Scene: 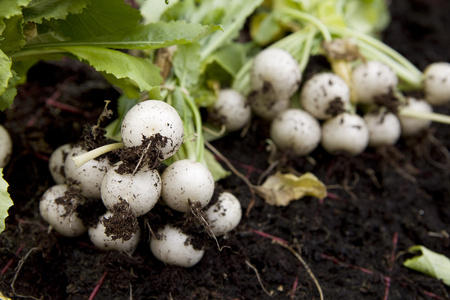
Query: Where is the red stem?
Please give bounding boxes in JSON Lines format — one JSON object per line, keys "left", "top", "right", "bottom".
{"left": 88, "top": 271, "right": 108, "bottom": 300}
{"left": 1, "top": 245, "right": 25, "bottom": 275}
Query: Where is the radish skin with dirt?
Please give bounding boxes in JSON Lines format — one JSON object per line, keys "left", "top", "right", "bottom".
{"left": 39, "top": 184, "right": 87, "bottom": 237}
{"left": 321, "top": 113, "right": 369, "bottom": 156}
{"left": 205, "top": 192, "right": 242, "bottom": 236}
{"left": 352, "top": 60, "right": 398, "bottom": 104}
{"left": 0, "top": 124, "right": 12, "bottom": 168}
{"left": 121, "top": 100, "right": 184, "bottom": 161}
{"left": 161, "top": 159, "right": 215, "bottom": 213}
{"left": 398, "top": 97, "right": 433, "bottom": 137}
{"left": 250, "top": 48, "right": 301, "bottom": 100}
{"left": 64, "top": 145, "right": 111, "bottom": 198}
{"left": 88, "top": 211, "right": 141, "bottom": 255}
{"left": 270, "top": 108, "right": 321, "bottom": 156}
{"left": 101, "top": 162, "right": 161, "bottom": 217}
{"left": 49, "top": 143, "right": 73, "bottom": 184}
{"left": 300, "top": 72, "right": 351, "bottom": 120}
{"left": 150, "top": 224, "right": 205, "bottom": 267}
{"left": 209, "top": 89, "right": 251, "bottom": 132}
{"left": 423, "top": 62, "right": 450, "bottom": 105}
{"left": 363, "top": 111, "right": 401, "bottom": 147}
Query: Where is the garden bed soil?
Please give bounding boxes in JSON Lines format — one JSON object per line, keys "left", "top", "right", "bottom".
{"left": 1, "top": 0, "right": 450, "bottom": 299}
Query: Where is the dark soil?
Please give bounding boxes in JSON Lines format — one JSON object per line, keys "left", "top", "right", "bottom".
{"left": 1, "top": 1, "right": 450, "bottom": 299}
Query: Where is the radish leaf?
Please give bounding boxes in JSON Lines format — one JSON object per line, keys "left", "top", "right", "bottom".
{"left": 404, "top": 245, "right": 450, "bottom": 286}
{"left": 0, "top": 168, "right": 12, "bottom": 233}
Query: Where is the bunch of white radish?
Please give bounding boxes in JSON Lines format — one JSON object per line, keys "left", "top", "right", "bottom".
{"left": 40, "top": 99, "right": 243, "bottom": 265}
{"left": 237, "top": 46, "right": 450, "bottom": 158}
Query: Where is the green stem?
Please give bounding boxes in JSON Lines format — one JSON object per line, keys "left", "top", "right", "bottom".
{"left": 297, "top": 26, "right": 317, "bottom": 73}
{"left": 399, "top": 108, "right": 450, "bottom": 124}
{"left": 71, "top": 142, "right": 124, "bottom": 167}
{"left": 327, "top": 25, "right": 423, "bottom": 88}
{"left": 183, "top": 92, "right": 205, "bottom": 163}
{"left": 277, "top": 7, "right": 332, "bottom": 42}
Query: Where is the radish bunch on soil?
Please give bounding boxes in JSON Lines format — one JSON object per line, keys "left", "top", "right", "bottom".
{"left": 39, "top": 99, "right": 243, "bottom": 266}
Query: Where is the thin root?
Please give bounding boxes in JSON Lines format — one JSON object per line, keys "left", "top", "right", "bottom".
{"left": 245, "top": 260, "right": 272, "bottom": 297}
{"left": 11, "top": 247, "right": 41, "bottom": 300}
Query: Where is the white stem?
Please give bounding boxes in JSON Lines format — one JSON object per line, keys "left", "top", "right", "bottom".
{"left": 71, "top": 142, "right": 124, "bottom": 168}
{"left": 399, "top": 108, "right": 450, "bottom": 124}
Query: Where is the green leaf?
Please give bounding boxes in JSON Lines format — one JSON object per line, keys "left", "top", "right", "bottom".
{"left": 57, "top": 0, "right": 140, "bottom": 40}
{"left": 204, "top": 148, "right": 230, "bottom": 182}
{"left": 404, "top": 245, "right": 450, "bottom": 286}
{"left": 0, "top": 168, "right": 13, "bottom": 233}
{"left": 199, "top": 0, "right": 263, "bottom": 60}
{"left": 173, "top": 43, "right": 201, "bottom": 89}
{"left": 22, "top": 0, "right": 90, "bottom": 23}
{"left": 25, "top": 20, "right": 221, "bottom": 50}
{"left": 0, "top": 73, "right": 20, "bottom": 111}
{"left": 204, "top": 43, "right": 246, "bottom": 78}
{"left": 343, "top": 0, "right": 390, "bottom": 34}
{"left": 0, "top": 0, "right": 31, "bottom": 19}
{"left": 57, "top": 46, "right": 162, "bottom": 94}
{"left": 0, "top": 50, "right": 12, "bottom": 95}
{"left": 0, "top": 15, "right": 26, "bottom": 54}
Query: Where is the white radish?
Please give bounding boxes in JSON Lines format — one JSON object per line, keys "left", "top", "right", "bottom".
{"left": 250, "top": 93, "right": 290, "bottom": 121}
{"left": 300, "top": 72, "right": 351, "bottom": 120}
{"left": 321, "top": 112, "right": 369, "bottom": 156}
{"left": 363, "top": 111, "right": 401, "bottom": 147}
{"left": 0, "top": 124, "right": 12, "bottom": 168}
{"left": 39, "top": 184, "right": 87, "bottom": 237}
{"left": 101, "top": 162, "right": 161, "bottom": 217}
{"left": 423, "top": 62, "right": 450, "bottom": 105}
{"left": 205, "top": 192, "right": 242, "bottom": 236}
{"left": 161, "top": 159, "right": 214, "bottom": 213}
{"left": 64, "top": 145, "right": 111, "bottom": 198}
{"left": 398, "top": 97, "right": 433, "bottom": 137}
{"left": 209, "top": 89, "right": 251, "bottom": 132}
{"left": 121, "top": 100, "right": 184, "bottom": 160}
{"left": 250, "top": 48, "right": 301, "bottom": 100}
{"left": 270, "top": 108, "right": 321, "bottom": 156}
{"left": 352, "top": 60, "right": 398, "bottom": 104}
{"left": 49, "top": 143, "right": 73, "bottom": 184}
{"left": 150, "top": 224, "right": 204, "bottom": 267}
{"left": 88, "top": 211, "right": 141, "bottom": 255}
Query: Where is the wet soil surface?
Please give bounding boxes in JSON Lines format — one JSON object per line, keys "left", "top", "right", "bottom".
{"left": 1, "top": 1, "right": 450, "bottom": 299}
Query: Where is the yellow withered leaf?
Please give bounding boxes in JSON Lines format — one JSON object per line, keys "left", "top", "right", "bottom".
{"left": 255, "top": 171, "right": 327, "bottom": 206}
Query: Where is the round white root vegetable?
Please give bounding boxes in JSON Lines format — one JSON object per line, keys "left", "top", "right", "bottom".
{"left": 398, "top": 97, "right": 433, "bottom": 137}
{"left": 121, "top": 100, "right": 184, "bottom": 160}
{"left": 423, "top": 62, "right": 450, "bottom": 105}
{"left": 64, "top": 146, "right": 111, "bottom": 198}
{"left": 250, "top": 48, "right": 301, "bottom": 100}
{"left": 300, "top": 72, "right": 351, "bottom": 120}
{"left": 321, "top": 113, "right": 369, "bottom": 156}
{"left": 150, "top": 224, "right": 204, "bottom": 267}
{"left": 209, "top": 89, "right": 251, "bottom": 132}
{"left": 101, "top": 163, "right": 161, "bottom": 217}
{"left": 0, "top": 124, "right": 12, "bottom": 168}
{"left": 39, "top": 184, "right": 87, "bottom": 237}
{"left": 88, "top": 211, "right": 141, "bottom": 255}
{"left": 250, "top": 93, "right": 290, "bottom": 121}
{"left": 363, "top": 111, "right": 401, "bottom": 147}
{"left": 270, "top": 108, "right": 321, "bottom": 156}
{"left": 49, "top": 143, "right": 73, "bottom": 184}
{"left": 352, "top": 60, "right": 398, "bottom": 104}
{"left": 161, "top": 159, "right": 214, "bottom": 213}
{"left": 205, "top": 192, "right": 242, "bottom": 236}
